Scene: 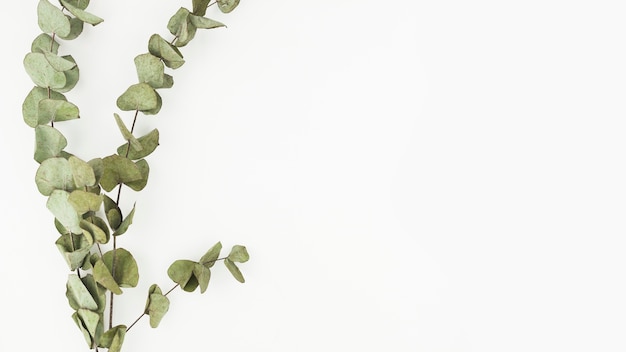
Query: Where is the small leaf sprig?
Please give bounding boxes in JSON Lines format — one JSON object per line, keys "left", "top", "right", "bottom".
{"left": 22, "top": 0, "right": 249, "bottom": 351}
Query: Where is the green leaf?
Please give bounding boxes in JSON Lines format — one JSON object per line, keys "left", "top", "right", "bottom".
{"left": 31, "top": 33, "right": 59, "bottom": 54}
{"left": 68, "top": 190, "right": 102, "bottom": 214}
{"left": 22, "top": 87, "right": 66, "bottom": 127}
{"left": 88, "top": 158, "right": 104, "bottom": 184}
{"left": 34, "top": 125, "right": 67, "bottom": 163}
{"left": 66, "top": 273, "right": 98, "bottom": 310}
{"left": 38, "top": 98, "right": 80, "bottom": 124}
{"left": 80, "top": 218, "right": 109, "bottom": 244}
{"left": 167, "top": 8, "right": 197, "bottom": 47}
{"left": 227, "top": 245, "right": 249, "bottom": 263}
{"left": 194, "top": 263, "right": 211, "bottom": 293}
{"left": 61, "top": 0, "right": 104, "bottom": 25}
{"left": 57, "top": 55, "right": 80, "bottom": 93}
{"left": 62, "top": 0, "right": 89, "bottom": 10}
{"left": 103, "top": 194, "right": 122, "bottom": 230}
{"left": 38, "top": 0, "right": 71, "bottom": 37}
{"left": 141, "top": 91, "right": 163, "bottom": 115}
{"left": 24, "top": 52, "right": 67, "bottom": 89}
{"left": 125, "top": 159, "right": 149, "bottom": 191}
{"left": 117, "top": 129, "right": 159, "bottom": 160}
{"left": 99, "top": 325, "right": 126, "bottom": 352}
{"left": 47, "top": 190, "right": 82, "bottom": 233}
{"left": 190, "top": 15, "right": 226, "bottom": 29}
{"left": 55, "top": 232, "right": 93, "bottom": 270}
{"left": 113, "top": 113, "right": 141, "bottom": 151}
{"left": 71, "top": 312, "right": 94, "bottom": 347}
{"left": 100, "top": 154, "right": 142, "bottom": 192}
{"left": 199, "top": 241, "right": 222, "bottom": 267}
{"left": 116, "top": 83, "right": 160, "bottom": 112}
{"left": 134, "top": 53, "right": 169, "bottom": 89}
{"left": 217, "top": 0, "right": 240, "bottom": 13}
{"left": 69, "top": 156, "right": 96, "bottom": 188}
{"left": 102, "top": 248, "right": 139, "bottom": 288}
{"left": 93, "top": 259, "right": 122, "bottom": 294}
{"left": 78, "top": 309, "right": 100, "bottom": 341}
{"left": 144, "top": 284, "right": 170, "bottom": 328}
{"left": 167, "top": 260, "right": 198, "bottom": 291}
{"left": 192, "top": 0, "right": 211, "bottom": 16}
{"left": 148, "top": 34, "right": 185, "bottom": 69}
{"left": 36, "top": 158, "right": 75, "bottom": 196}
{"left": 58, "top": 15, "right": 84, "bottom": 40}
{"left": 81, "top": 274, "right": 106, "bottom": 313}
{"left": 43, "top": 51, "right": 76, "bottom": 72}
{"left": 224, "top": 258, "right": 245, "bottom": 283}
{"left": 112, "top": 203, "right": 135, "bottom": 236}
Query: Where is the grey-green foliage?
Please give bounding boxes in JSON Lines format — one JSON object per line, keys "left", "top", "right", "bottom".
{"left": 23, "top": 1, "right": 248, "bottom": 351}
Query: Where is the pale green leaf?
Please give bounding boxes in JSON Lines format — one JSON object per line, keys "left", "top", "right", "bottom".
{"left": 58, "top": 15, "right": 84, "bottom": 40}
{"left": 31, "top": 33, "right": 59, "bottom": 54}
{"left": 144, "top": 284, "right": 170, "bottom": 328}
{"left": 71, "top": 312, "right": 93, "bottom": 347}
{"left": 100, "top": 154, "right": 142, "bottom": 192}
{"left": 43, "top": 51, "right": 76, "bottom": 71}
{"left": 102, "top": 248, "right": 139, "bottom": 288}
{"left": 148, "top": 34, "right": 185, "bottom": 69}
{"left": 194, "top": 263, "right": 211, "bottom": 293}
{"left": 99, "top": 325, "right": 126, "bottom": 352}
{"left": 167, "top": 260, "right": 197, "bottom": 291}
{"left": 167, "top": 7, "right": 190, "bottom": 37}
{"left": 38, "top": 0, "right": 71, "bottom": 37}
{"left": 125, "top": 159, "right": 149, "bottom": 191}
{"left": 192, "top": 0, "right": 211, "bottom": 16}
{"left": 55, "top": 232, "right": 93, "bottom": 270}
{"left": 103, "top": 194, "right": 122, "bottom": 229}
{"left": 80, "top": 219, "right": 108, "bottom": 244}
{"left": 57, "top": 55, "right": 80, "bottom": 93}
{"left": 24, "top": 52, "right": 67, "bottom": 89}
{"left": 217, "top": 0, "right": 240, "bottom": 13}
{"left": 68, "top": 156, "right": 95, "bottom": 188}
{"left": 117, "top": 129, "right": 159, "bottom": 160}
{"left": 224, "top": 258, "right": 245, "bottom": 283}
{"left": 199, "top": 241, "right": 222, "bottom": 267}
{"left": 116, "top": 83, "right": 160, "bottom": 112}
{"left": 88, "top": 158, "right": 104, "bottom": 184}
{"left": 34, "top": 125, "right": 67, "bottom": 163}
{"left": 36, "top": 157, "right": 75, "bottom": 196}
{"left": 93, "top": 259, "right": 122, "bottom": 294}
{"left": 190, "top": 15, "right": 226, "bottom": 29}
{"left": 77, "top": 309, "right": 100, "bottom": 340}
{"left": 81, "top": 274, "right": 106, "bottom": 313}
{"left": 112, "top": 203, "right": 135, "bottom": 236}
{"left": 22, "top": 87, "right": 66, "bottom": 127}
{"left": 38, "top": 98, "right": 79, "bottom": 124}
{"left": 141, "top": 91, "right": 163, "bottom": 115}
{"left": 134, "top": 53, "right": 168, "bottom": 89}
{"left": 47, "top": 190, "right": 82, "bottom": 233}
{"left": 62, "top": 0, "right": 89, "bottom": 10}
{"left": 61, "top": 0, "right": 104, "bottom": 25}
{"left": 227, "top": 245, "right": 249, "bottom": 263}
{"left": 113, "top": 113, "right": 141, "bottom": 151}
{"left": 68, "top": 190, "right": 102, "bottom": 214}
{"left": 66, "top": 273, "right": 98, "bottom": 310}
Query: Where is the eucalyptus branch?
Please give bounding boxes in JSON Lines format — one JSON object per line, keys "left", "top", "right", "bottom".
{"left": 23, "top": 0, "right": 249, "bottom": 351}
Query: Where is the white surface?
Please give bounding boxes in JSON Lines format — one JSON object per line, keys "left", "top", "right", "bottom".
{"left": 1, "top": 1, "right": 626, "bottom": 351}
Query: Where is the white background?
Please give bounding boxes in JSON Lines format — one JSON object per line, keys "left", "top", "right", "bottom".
{"left": 1, "top": 0, "right": 626, "bottom": 351}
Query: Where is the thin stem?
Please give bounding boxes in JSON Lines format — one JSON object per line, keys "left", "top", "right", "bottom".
{"left": 109, "top": 109, "right": 139, "bottom": 330}
{"left": 47, "top": 87, "right": 54, "bottom": 128}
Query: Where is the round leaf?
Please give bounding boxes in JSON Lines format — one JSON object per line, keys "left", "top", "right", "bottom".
{"left": 224, "top": 258, "right": 245, "bottom": 283}
{"left": 22, "top": 87, "right": 66, "bottom": 127}
{"left": 125, "top": 159, "right": 149, "bottom": 192}
{"left": 36, "top": 157, "right": 75, "bottom": 196}
{"left": 47, "top": 190, "right": 82, "bottom": 233}
{"left": 199, "top": 241, "right": 222, "bottom": 267}
{"left": 55, "top": 232, "right": 93, "bottom": 270}
{"left": 68, "top": 190, "right": 102, "bottom": 214}
{"left": 116, "top": 83, "right": 160, "bottom": 112}
{"left": 66, "top": 274, "right": 98, "bottom": 311}
{"left": 31, "top": 33, "right": 59, "bottom": 54}
{"left": 37, "top": 0, "right": 71, "bottom": 37}
{"left": 227, "top": 245, "right": 249, "bottom": 263}
{"left": 217, "top": 0, "right": 240, "bottom": 13}
{"left": 24, "top": 52, "right": 67, "bottom": 89}
{"left": 102, "top": 248, "right": 139, "bottom": 288}
{"left": 56, "top": 55, "right": 80, "bottom": 93}
{"left": 148, "top": 34, "right": 185, "bottom": 69}
{"left": 69, "top": 156, "right": 96, "bottom": 188}
{"left": 34, "top": 125, "right": 67, "bottom": 163}
{"left": 134, "top": 53, "right": 166, "bottom": 89}
{"left": 60, "top": 0, "right": 104, "bottom": 25}
{"left": 167, "top": 259, "right": 196, "bottom": 289}
{"left": 58, "top": 15, "right": 84, "bottom": 40}
{"left": 38, "top": 98, "right": 80, "bottom": 123}
{"left": 100, "top": 154, "right": 142, "bottom": 192}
